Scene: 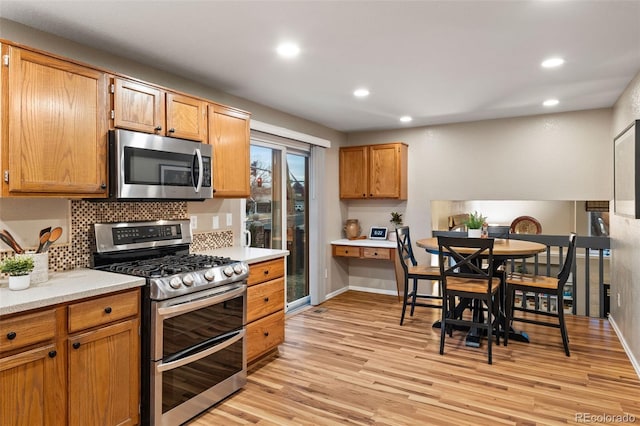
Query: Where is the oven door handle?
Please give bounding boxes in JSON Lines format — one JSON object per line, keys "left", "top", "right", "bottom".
{"left": 157, "top": 329, "right": 245, "bottom": 373}
{"left": 157, "top": 285, "right": 245, "bottom": 318}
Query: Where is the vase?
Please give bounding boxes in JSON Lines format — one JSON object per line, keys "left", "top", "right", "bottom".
{"left": 16, "top": 252, "right": 48, "bottom": 284}
{"left": 468, "top": 229, "right": 482, "bottom": 238}
{"left": 388, "top": 227, "right": 397, "bottom": 241}
{"left": 8, "top": 274, "right": 30, "bottom": 291}
{"left": 344, "top": 219, "right": 361, "bottom": 239}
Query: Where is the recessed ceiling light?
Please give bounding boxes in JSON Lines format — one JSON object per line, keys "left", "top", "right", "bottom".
{"left": 543, "top": 99, "right": 559, "bottom": 107}
{"left": 353, "top": 88, "right": 370, "bottom": 98}
{"left": 276, "top": 42, "right": 300, "bottom": 58}
{"left": 541, "top": 57, "right": 565, "bottom": 68}
{"left": 400, "top": 116, "right": 412, "bottom": 123}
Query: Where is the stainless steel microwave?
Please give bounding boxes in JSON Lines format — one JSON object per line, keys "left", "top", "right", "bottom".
{"left": 109, "top": 129, "right": 213, "bottom": 201}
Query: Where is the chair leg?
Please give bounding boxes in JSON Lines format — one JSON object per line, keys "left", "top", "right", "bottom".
{"left": 439, "top": 292, "right": 448, "bottom": 355}
{"left": 486, "top": 296, "right": 493, "bottom": 365}
{"left": 557, "top": 291, "right": 570, "bottom": 357}
{"left": 410, "top": 278, "right": 418, "bottom": 317}
{"left": 400, "top": 278, "right": 410, "bottom": 325}
{"left": 504, "top": 285, "right": 513, "bottom": 347}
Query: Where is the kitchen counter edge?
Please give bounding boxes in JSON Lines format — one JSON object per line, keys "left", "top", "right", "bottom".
{"left": 195, "top": 247, "right": 289, "bottom": 264}
{"left": 0, "top": 269, "right": 145, "bottom": 316}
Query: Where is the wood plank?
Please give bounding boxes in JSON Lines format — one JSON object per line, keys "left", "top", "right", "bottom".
{"left": 191, "top": 291, "right": 640, "bottom": 425}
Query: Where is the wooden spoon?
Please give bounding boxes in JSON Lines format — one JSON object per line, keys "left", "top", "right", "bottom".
{"left": 41, "top": 227, "right": 63, "bottom": 253}
{"left": 0, "top": 229, "right": 24, "bottom": 254}
{"left": 39, "top": 226, "right": 52, "bottom": 238}
{"left": 36, "top": 231, "right": 51, "bottom": 253}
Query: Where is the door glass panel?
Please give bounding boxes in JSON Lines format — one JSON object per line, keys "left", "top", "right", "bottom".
{"left": 286, "top": 153, "right": 309, "bottom": 303}
{"left": 246, "top": 146, "right": 282, "bottom": 249}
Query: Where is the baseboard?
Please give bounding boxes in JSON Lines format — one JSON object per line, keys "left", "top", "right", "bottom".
{"left": 608, "top": 314, "right": 640, "bottom": 380}
{"left": 347, "top": 285, "right": 398, "bottom": 296}
{"left": 323, "top": 286, "right": 349, "bottom": 302}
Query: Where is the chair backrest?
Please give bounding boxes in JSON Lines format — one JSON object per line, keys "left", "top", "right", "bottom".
{"left": 487, "top": 225, "right": 510, "bottom": 239}
{"left": 437, "top": 236, "right": 495, "bottom": 291}
{"left": 557, "top": 233, "right": 577, "bottom": 285}
{"left": 396, "top": 226, "right": 417, "bottom": 272}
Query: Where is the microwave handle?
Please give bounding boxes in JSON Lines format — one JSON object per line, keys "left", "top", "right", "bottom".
{"left": 193, "top": 148, "right": 204, "bottom": 193}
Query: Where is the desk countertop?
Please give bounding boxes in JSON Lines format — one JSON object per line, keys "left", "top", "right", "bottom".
{"left": 331, "top": 238, "right": 396, "bottom": 248}
{"left": 195, "top": 246, "right": 289, "bottom": 264}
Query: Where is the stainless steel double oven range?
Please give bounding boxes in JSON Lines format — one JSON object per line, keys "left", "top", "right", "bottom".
{"left": 92, "top": 220, "right": 248, "bottom": 425}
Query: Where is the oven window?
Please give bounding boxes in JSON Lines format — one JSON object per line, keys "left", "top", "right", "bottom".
{"left": 162, "top": 338, "right": 243, "bottom": 414}
{"left": 162, "top": 295, "right": 244, "bottom": 358}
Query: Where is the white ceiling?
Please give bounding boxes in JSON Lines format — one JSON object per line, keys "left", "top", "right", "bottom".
{"left": 1, "top": 0, "right": 640, "bottom": 132}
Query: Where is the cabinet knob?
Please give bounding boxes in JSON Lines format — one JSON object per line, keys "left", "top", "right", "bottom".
{"left": 168, "top": 128, "right": 176, "bottom": 133}
{"left": 48, "top": 350, "right": 57, "bottom": 358}
{"left": 263, "top": 331, "right": 269, "bottom": 337}
{"left": 154, "top": 126, "right": 162, "bottom": 131}
{"left": 104, "top": 306, "right": 112, "bottom": 314}
{"left": 100, "top": 182, "right": 107, "bottom": 189}
{"left": 264, "top": 297, "right": 270, "bottom": 302}
{"left": 264, "top": 270, "right": 269, "bottom": 275}
{"left": 369, "top": 193, "right": 373, "bottom": 197}
{"left": 72, "top": 342, "right": 81, "bottom": 349}
{"left": 374, "top": 252, "right": 378, "bottom": 256}
{"left": 6, "top": 331, "right": 16, "bottom": 340}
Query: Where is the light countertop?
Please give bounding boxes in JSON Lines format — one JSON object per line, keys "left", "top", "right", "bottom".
{"left": 195, "top": 246, "right": 289, "bottom": 264}
{"left": 331, "top": 238, "right": 397, "bottom": 248}
{"left": 0, "top": 269, "right": 145, "bottom": 316}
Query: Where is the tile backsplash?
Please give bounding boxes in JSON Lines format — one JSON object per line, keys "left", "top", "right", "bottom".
{"left": 1, "top": 200, "right": 233, "bottom": 271}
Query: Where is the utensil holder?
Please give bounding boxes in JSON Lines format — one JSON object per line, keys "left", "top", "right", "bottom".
{"left": 17, "top": 251, "right": 48, "bottom": 284}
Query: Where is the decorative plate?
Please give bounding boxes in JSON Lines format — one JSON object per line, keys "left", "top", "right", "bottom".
{"left": 510, "top": 216, "right": 542, "bottom": 234}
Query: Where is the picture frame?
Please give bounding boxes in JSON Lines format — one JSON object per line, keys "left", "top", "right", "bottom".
{"left": 614, "top": 120, "right": 640, "bottom": 219}
{"left": 160, "top": 164, "right": 192, "bottom": 186}
{"left": 369, "top": 226, "right": 388, "bottom": 240}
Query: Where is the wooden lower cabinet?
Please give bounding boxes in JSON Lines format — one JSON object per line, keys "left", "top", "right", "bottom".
{"left": 246, "top": 257, "right": 286, "bottom": 363}
{"left": 0, "top": 288, "right": 140, "bottom": 426}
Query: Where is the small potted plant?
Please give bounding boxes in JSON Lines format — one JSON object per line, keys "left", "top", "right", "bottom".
{"left": 389, "top": 212, "right": 403, "bottom": 241}
{"left": 1, "top": 255, "right": 34, "bottom": 291}
{"left": 465, "top": 211, "right": 487, "bottom": 238}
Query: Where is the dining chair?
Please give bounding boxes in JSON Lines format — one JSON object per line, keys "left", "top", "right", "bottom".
{"left": 503, "top": 233, "right": 577, "bottom": 356}
{"left": 437, "top": 236, "right": 500, "bottom": 364}
{"left": 396, "top": 226, "right": 442, "bottom": 325}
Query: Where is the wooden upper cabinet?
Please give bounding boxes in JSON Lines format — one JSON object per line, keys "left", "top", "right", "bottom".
{"left": 208, "top": 104, "right": 250, "bottom": 198}
{"left": 113, "top": 77, "right": 207, "bottom": 142}
{"left": 2, "top": 45, "right": 108, "bottom": 197}
{"left": 339, "top": 143, "right": 407, "bottom": 200}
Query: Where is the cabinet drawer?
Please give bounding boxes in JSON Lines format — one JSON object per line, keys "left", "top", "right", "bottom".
{"left": 246, "top": 310, "right": 284, "bottom": 362}
{"left": 332, "top": 245, "right": 361, "bottom": 258}
{"left": 248, "top": 258, "right": 285, "bottom": 285}
{"left": 247, "top": 277, "right": 284, "bottom": 323}
{"left": 68, "top": 290, "right": 140, "bottom": 334}
{"left": 362, "top": 247, "right": 392, "bottom": 260}
{"left": 0, "top": 309, "right": 56, "bottom": 353}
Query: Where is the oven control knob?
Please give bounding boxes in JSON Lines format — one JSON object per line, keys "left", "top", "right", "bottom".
{"left": 223, "top": 266, "right": 234, "bottom": 277}
{"left": 169, "top": 277, "right": 183, "bottom": 289}
{"left": 233, "top": 264, "right": 244, "bottom": 275}
{"left": 182, "top": 274, "right": 194, "bottom": 286}
{"left": 204, "top": 268, "right": 216, "bottom": 281}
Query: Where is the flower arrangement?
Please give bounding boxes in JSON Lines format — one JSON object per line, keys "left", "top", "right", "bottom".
{"left": 390, "top": 212, "right": 403, "bottom": 227}
{"left": 465, "top": 211, "right": 487, "bottom": 230}
{"left": 0, "top": 256, "right": 34, "bottom": 276}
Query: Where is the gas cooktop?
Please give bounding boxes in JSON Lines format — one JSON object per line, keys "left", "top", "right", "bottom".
{"left": 102, "top": 254, "right": 235, "bottom": 278}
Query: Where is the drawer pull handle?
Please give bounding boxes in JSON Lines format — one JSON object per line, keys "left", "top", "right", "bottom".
{"left": 168, "top": 128, "right": 176, "bottom": 133}
{"left": 7, "top": 331, "right": 16, "bottom": 340}
{"left": 104, "top": 306, "right": 112, "bottom": 314}
{"left": 264, "top": 297, "right": 270, "bottom": 302}
{"left": 264, "top": 270, "right": 269, "bottom": 275}
{"left": 48, "top": 350, "right": 57, "bottom": 358}
{"left": 263, "top": 331, "right": 269, "bottom": 337}
{"left": 72, "top": 342, "right": 81, "bottom": 350}
{"left": 154, "top": 125, "right": 162, "bottom": 131}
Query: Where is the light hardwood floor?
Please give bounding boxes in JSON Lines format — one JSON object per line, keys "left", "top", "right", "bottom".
{"left": 191, "top": 291, "right": 640, "bottom": 425}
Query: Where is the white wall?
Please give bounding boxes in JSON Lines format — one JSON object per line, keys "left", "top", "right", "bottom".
{"left": 611, "top": 70, "right": 640, "bottom": 372}
{"left": 343, "top": 108, "right": 612, "bottom": 292}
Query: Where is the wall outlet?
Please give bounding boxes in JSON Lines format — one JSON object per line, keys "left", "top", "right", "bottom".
{"left": 212, "top": 216, "right": 219, "bottom": 229}
{"left": 226, "top": 213, "right": 232, "bottom": 226}
{"left": 190, "top": 216, "right": 197, "bottom": 230}
{"left": 617, "top": 292, "right": 621, "bottom": 307}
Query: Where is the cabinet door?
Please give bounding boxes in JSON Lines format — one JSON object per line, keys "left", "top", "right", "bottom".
{"left": 4, "top": 46, "right": 108, "bottom": 196}
{"left": 369, "top": 143, "right": 407, "bottom": 199}
{"left": 68, "top": 318, "right": 139, "bottom": 426}
{"left": 0, "top": 344, "right": 66, "bottom": 426}
{"left": 166, "top": 92, "right": 207, "bottom": 142}
{"left": 339, "top": 146, "right": 368, "bottom": 199}
{"left": 113, "top": 77, "right": 164, "bottom": 134}
{"left": 208, "top": 104, "right": 250, "bottom": 197}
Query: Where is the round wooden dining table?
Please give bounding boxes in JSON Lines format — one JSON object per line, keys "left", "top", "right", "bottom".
{"left": 415, "top": 236, "right": 547, "bottom": 347}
